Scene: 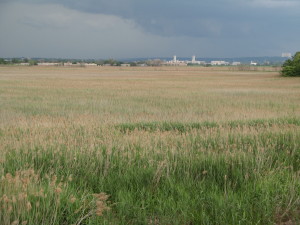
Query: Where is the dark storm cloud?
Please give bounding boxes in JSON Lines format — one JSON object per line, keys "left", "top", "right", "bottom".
{"left": 0, "top": 0, "right": 299, "bottom": 58}
{"left": 14, "top": 0, "right": 300, "bottom": 38}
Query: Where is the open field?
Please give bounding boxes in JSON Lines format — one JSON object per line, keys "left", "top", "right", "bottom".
{"left": 0, "top": 66, "right": 300, "bottom": 224}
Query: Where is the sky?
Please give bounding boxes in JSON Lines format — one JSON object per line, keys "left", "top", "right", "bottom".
{"left": 0, "top": 0, "right": 299, "bottom": 59}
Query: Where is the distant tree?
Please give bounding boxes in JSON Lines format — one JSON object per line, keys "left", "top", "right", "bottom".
{"left": 104, "top": 59, "right": 117, "bottom": 66}
{"left": 0, "top": 58, "right": 6, "bottom": 64}
{"left": 130, "top": 62, "right": 137, "bottom": 67}
{"left": 115, "top": 61, "right": 123, "bottom": 66}
{"left": 96, "top": 60, "right": 104, "bottom": 66}
{"left": 29, "top": 60, "right": 38, "bottom": 66}
{"left": 12, "top": 58, "right": 20, "bottom": 64}
{"left": 282, "top": 52, "right": 300, "bottom": 77}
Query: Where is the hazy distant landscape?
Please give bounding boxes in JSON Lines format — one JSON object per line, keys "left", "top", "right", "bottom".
{"left": 0, "top": 55, "right": 289, "bottom": 67}
{"left": 0, "top": 66, "right": 299, "bottom": 224}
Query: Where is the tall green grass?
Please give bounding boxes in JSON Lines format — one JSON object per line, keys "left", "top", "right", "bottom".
{"left": 1, "top": 123, "right": 300, "bottom": 224}
{"left": 116, "top": 117, "right": 300, "bottom": 133}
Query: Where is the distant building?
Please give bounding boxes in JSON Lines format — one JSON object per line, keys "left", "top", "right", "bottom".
{"left": 84, "top": 63, "right": 98, "bottom": 66}
{"left": 188, "top": 55, "right": 206, "bottom": 65}
{"left": 250, "top": 61, "right": 257, "bottom": 66}
{"left": 121, "top": 64, "right": 130, "bottom": 67}
{"left": 192, "top": 55, "right": 196, "bottom": 63}
{"left": 282, "top": 53, "right": 292, "bottom": 58}
{"left": 63, "top": 62, "right": 74, "bottom": 66}
{"left": 164, "top": 55, "right": 187, "bottom": 66}
{"left": 232, "top": 62, "right": 241, "bottom": 66}
{"left": 211, "top": 61, "right": 229, "bottom": 66}
{"left": 18, "top": 63, "right": 30, "bottom": 66}
{"left": 37, "top": 62, "right": 61, "bottom": 66}
{"left": 137, "top": 64, "right": 147, "bottom": 67}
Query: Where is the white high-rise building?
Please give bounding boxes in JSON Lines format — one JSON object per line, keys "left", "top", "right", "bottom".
{"left": 173, "top": 55, "right": 177, "bottom": 62}
{"left": 192, "top": 55, "right": 196, "bottom": 63}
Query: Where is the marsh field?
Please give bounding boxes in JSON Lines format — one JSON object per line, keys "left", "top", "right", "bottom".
{"left": 0, "top": 66, "right": 300, "bottom": 225}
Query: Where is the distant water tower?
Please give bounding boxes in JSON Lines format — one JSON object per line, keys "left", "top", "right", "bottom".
{"left": 192, "top": 55, "right": 196, "bottom": 63}
{"left": 173, "top": 55, "right": 177, "bottom": 62}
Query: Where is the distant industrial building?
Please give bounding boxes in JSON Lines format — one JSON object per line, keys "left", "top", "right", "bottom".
{"left": 164, "top": 55, "right": 188, "bottom": 66}
{"left": 137, "top": 64, "right": 147, "bottom": 67}
{"left": 84, "top": 63, "right": 97, "bottom": 66}
{"left": 164, "top": 55, "right": 207, "bottom": 66}
{"left": 192, "top": 55, "right": 196, "bottom": 63}
{"left": 282, "top": 53, "right": 292, "bottom": 58}
{"left": 121, "top": 64, "right": 130, "bottom": 67}
{"left": 63, "top": 62, "right": 74, "bottom": 66}
{"left": 211, "top": 61, "right": 229, "bottom": 66}
{"left": 188, "top": 55, "right": 206, "bottom": 65}
{"left": 38, "top": 62, "right": 61, "bottom": 66}
{"left": 63, "top": 62, "right": 98, "bottom": 67}
{"left": 232, "top": 62, "right": 241, "bottom": 66}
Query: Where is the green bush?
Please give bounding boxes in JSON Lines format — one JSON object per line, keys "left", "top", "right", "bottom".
{"left": 282, "top": 52, "right": 300, "bottom": 77}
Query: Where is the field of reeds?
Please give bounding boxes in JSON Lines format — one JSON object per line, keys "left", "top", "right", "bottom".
{"left": 0, "top": 66, "right": 300, "bottom": 225}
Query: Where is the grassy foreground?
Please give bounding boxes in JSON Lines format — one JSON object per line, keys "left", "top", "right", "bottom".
{"left": 0, "top": 66, "right": 300, "bottom": 224}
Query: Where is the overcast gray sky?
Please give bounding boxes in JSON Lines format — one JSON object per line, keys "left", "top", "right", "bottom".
{"left": 0, "top": 0, "right": 299, "bottom": 59}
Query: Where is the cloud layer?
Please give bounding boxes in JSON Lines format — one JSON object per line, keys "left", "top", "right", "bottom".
{"left": 0, "top": 0, "right": 299, "bottom": 58}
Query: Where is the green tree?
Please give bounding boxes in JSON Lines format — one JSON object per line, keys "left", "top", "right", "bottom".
{"left": 115, "top": 61, "right": 123, "bottom": 66}
{"left": 0, "top": 58, "right": 6, "bottom": 64}
{"left": 12, "top": 58, "right": 20, "bottom": 64}
{"left": 104, "top": 59, "right": 116, "bottom": 66}
{"left": 130, "top": 62, "right": 137, "bottom": 67}
{"left": 282, "top": 52, "right": 300, "bottom": 77}
{"left": 29, "top": 60, "right": 38, "bottom": 66}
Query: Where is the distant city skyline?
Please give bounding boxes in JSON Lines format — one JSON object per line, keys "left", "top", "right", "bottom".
{"left": 0, "top": 0, "right": 299, "bottom": 59}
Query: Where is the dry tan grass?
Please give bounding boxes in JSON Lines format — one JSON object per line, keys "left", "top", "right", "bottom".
{"left": 0, "top": 66, "right": 299, "bottom": 127}
{"left": 0, "top": 66, "right": 299, "bottom": 160}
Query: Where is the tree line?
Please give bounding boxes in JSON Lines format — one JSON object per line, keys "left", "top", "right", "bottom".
{"left": 282, "top": 52, "right": 300, "bottom": 77}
